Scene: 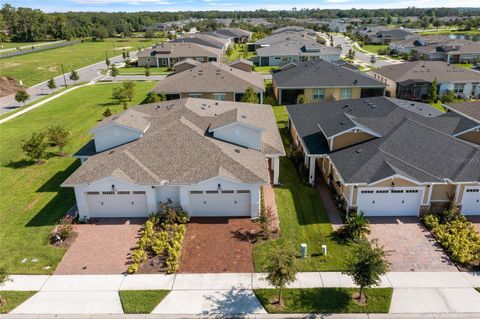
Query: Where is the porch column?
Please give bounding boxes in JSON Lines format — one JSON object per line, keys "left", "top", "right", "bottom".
{"left": 156, "top": 57, "right": 159, "bottom": 67}
{"left": 260, "top": 92, "right": 264, "bottom": 104}
{"left": 273, "top": 156, "right": 280, "bottom": 185}
{"left": 309, "top": 156, "right": 316, "bottom": 186}
{"left": 146, "top": 187, "right": 157, "bottom": 214}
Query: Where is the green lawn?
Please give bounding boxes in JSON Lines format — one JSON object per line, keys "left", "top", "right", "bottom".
{"left": 254, "top": 288, "right": 393, "bottom": 313}
{"left": 454, "top": 63, "right": 474, "bottom": 70}
{"left": 254, "top": 66, "right": 279, "bottom": 74}
{"left": 0, "top": 38, "right": 158, "bottom": 87}
{"left": 430, "top": 101, "right": 446, "bottom": 112}
{"left": 227, "top": 44, "right": 256, "bottom": 62}
{"left": 252, "top": 106, "right": 356, "bottom": 272}
{"left": 0, "top": 42, "right": 47, "bottom": 50}
{"left": 361, "top": 44, "right": 388, "bottom": 54}
{"left": 0, "top": 291, "right": 37, "bottom": 314}
{"left": 0, "top": 81, "right": 157, "bottom": 274}
{"left": 118, "top": 67, "right": 172, "bottom": 75}
{"left": 119, "top": 290, "right": 170, "bottom": 314}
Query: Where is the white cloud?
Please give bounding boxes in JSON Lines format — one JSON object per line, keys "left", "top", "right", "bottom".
{"left": 73, "top": 0, "right": 170, "bottom": 4}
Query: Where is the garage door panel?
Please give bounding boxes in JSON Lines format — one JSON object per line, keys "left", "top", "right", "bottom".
{"left": 189, "top": 190, "right": 251, "bottom": 217}
{"left": 357, "top": 187, "right": 422, "bottom": 217}
{"left": 462, "top": 187, "right": 480, "bottom": 215}
{"left": 86, "top": 191, "right": 148, "bottom": 218}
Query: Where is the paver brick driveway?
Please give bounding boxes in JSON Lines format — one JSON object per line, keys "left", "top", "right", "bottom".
{"left": 55, "top": 218, "right": 143, "bottom": 274}
{"left": 179, "top": 217, "right": 260, "bottom": 273}
{"left": 367, "top": 217, "right": 457, "bottom": 272}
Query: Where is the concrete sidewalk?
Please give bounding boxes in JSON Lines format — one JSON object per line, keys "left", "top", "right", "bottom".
{"left": 3, "top": 272, "right": 480, "bottom": 315}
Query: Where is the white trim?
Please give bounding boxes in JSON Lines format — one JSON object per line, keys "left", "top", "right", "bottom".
{"left": 328, "top": 125, "right": 382, "bottom": 140}
{"left": 209, "top": 121, "right": 264, "bottom": 133}
{"left": 452, "top": 125, "right": 480, "bottom": 137}
{"left": 368, "top": 174, "right": 421, "bottom": 187}
{"left": 89, "top": 122, "right": 146, "bottom": 135}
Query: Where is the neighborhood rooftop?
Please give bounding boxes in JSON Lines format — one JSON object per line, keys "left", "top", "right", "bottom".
{"left": 137, "top": 42, "right": 222, "bottom": 58}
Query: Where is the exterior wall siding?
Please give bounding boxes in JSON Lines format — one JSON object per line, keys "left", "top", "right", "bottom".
{"left": 331, "top": 131, "right": 374, "bottom": 150}
{"left": 93, "top": 126, "right": 142, "bottom": 153}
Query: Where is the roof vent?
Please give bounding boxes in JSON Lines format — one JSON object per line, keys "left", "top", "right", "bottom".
{"left": 234, "top": 149, "right": 240, "bottom": 153}
{"left": 343, "top": 104, "right": 348, "bottom": 108}
{"left": 340, "top": 121, "right": 346, "bottom": 125}
{"left": 355, "top": 149, "right": 362, "bottom": 153}
{"left": 370, "top": 104, "right": 376, "bottom": 108}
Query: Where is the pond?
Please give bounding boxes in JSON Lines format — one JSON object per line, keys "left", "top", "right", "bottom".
{"left": 448, "top": 34, "right": 480, "bottom": 41}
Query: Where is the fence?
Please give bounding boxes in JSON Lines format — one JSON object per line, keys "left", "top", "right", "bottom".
{"left": 0, "top": 40, "right": 82, "bottom": 59}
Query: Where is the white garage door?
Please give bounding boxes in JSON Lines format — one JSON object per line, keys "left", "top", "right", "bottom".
{"left": 357, "top": 187, "right": 423, "bottom": 217}
{"left": 462, "top": 186, "right": 480, "bottom": 215}
{"left": 85, "top": 191, "right": 148, "bottom": 218}
{"left": 189, "top": 190, "right": 251, "bottom": 217}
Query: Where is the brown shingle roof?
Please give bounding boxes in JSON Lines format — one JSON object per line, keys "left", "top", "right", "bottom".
{"left": 63, "top": 98, "right": 284, "bottom": 186}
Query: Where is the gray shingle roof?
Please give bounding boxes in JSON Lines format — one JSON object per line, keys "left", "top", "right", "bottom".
{"left": 287, "top": 96, "right": 479, "bottom": 184}
{"left": 152, "top": 61, "right": 264, "bottom": 94}
{"left": 446, "top": 102, "right": 480, "bottom": 123}
{"left": 64, "top": 98, "right": 284, "bottom": 186}
{"left": 254, "top": 32, "right": 315, "bottom": 45}
{"left": 216, "top": 28, "right": 252, "bottom": 38}
{"left": 256, "top": 40, "right": 340, "bottom": 57}
{"left": 137, "top": 42, "right": 222, "bottom": 59}
{"left": 272, "top": 60, "right": 386, "bottom": 88}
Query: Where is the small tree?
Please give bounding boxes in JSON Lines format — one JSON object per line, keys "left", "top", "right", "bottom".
{"left": 103, "top": 108, "right": 112, "bottom": 117}
{"left": 143, "top": 92, "right": 161, "bottom": 104}
{"left": 226, "top": 45, "right": 233, "bottom": 57}
{"left": 441, "top": 90, "right": 457, "bottom": 104}
{"left": 122, "top": 80, "right": 135, "bottom": 101}
{"left": 338, "top": 212, "right": 370, "bottom": 241}
{"left": 15, "top": 89, "right": 30, "bottom": 105}
{"left": 144, "top": 29, "right": 155, "bottom": 39}
{"left": 21, "top": 132, "right": 48, "bottom": 164}
{"left": 145, "top": 65, "right": 151, "bottom": 77}
{"left": 110, "top": 64, "right": 119, "bottom": 78}
{"left": 343, "top": 240, "right": 390, "bottom": 302}
{"left": 296, "top": 94, "right": 310, "bottom": 104}
{"left": 47, "top": 78, "right": 56, "bottom": 92}
{"left": 112, "top": 86, "right": 128, "bottom": 104}
{"left": 264, "top": 244, "right": 298, "bottom": 306}
{"left": 105, "top": 57, "right": 111, "bottom": 68}
{"left": 240, "top": 86, "right": 259, "bottom": 104}
{"left": 47, "top": 125, "right": 71, "bottom": 156}
{"left": 69, "top": 69, "right": 80, "bottom": 83}
{"left": 428, "top": 78, "right": 438, "bottom": 103}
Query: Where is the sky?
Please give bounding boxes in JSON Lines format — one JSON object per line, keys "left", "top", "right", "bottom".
{"left": 2, "top": 0, "right": 479, "bottom": 12}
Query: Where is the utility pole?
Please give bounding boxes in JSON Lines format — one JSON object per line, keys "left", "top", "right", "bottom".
{"left": 60, "top": 64, "right": 68, "bottom": 88}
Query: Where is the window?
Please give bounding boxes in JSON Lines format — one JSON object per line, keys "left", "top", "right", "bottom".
{"left": 190, "top": 191, "right": 203, "bottom": 194}
{"left": 213, "top": 93, "right": 226, "bottom": 101}
{"left": 340, "top": 88, "right": 352, "bottom": 100}
{"left": 312, "top": 88, "right": 325, "bottom": 100}
{"left": 391, "top": 190, "right": 404, "bottom": 193}
{"left": 454, "top": 83, "right": 465, "bottom": 94}
{"left": 195, "top": 57, "right": 205, "bottom": 62}
{"left": 376, "top": 190, "right": 389, "bottom": 193}
{"left": 86, "top": 191, "right": 99, "bottom": 195}
{"left": 189, "top": 93, "right": 202, "bottom": 98}
{"left": 102, "top": 191, "right": 115, "bottom": 195}
{"left": 406, "top": 190, "right": 419, "bottom": 193}
{"left": 206, "top": 190, "right": 218, "bottom": 194}
{"left": 361, "top": 190, "right": 374, "bottom": 194}
{"left": 466, "top": 189, "right": 479, "bottom": 193}
{"left": 117, "top": 191, "right": 130, "bottom": 195}
{"left": 222, "top": 190, "right": 234, "bottom": 194}
{"left": 237, "top": 190, "right": 250, "bottom": 194}
{"left": 132, "top": 191, "right": 146, "bottom": 194}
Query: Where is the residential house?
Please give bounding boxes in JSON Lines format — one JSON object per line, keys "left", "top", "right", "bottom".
{"left": 254, "top": 31, "right": 316, "bottom": 49}
{"left": 255, "top": 39, "right": 341, "bottom": 66}
{"left": 388, "top": 35, "right": 449, "bottom": 54}
{"left": 272, "top": 26, "right": 317, "bottom": 37}
{"left": 287, "top": 96, "right": 480, "bottom": 216}
{"left": 137, "top": 42, "right": 223, "bottom": 67}
{"left": 142, "top": 23, "right": 174, "bottom": 33}
{"left": 215, "top": 28, "right": 253, "bottom": 43}
{"left": 272, "top": 60, "right": 386, "bottom": 104}
{"left": 372, "top": 61, "right": 480, "bottom": 100}
{"left": 63, "top": 98, "right": 285, "bottom": 220}
{"left": 357, "top": 27, "right": 417, "bottom": 44}
{"left": 151, "top": 61, "right": 265, "bottom": 102}
{"left": 172, "top": 33, "right": 231, "bottom": 51}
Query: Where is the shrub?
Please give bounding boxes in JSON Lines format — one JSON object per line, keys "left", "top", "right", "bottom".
{"left": 263, "top": 95, "right": 278, "bottom": 106}
{"left": 441, "top": 90, "right": 456, "bottom": 104}
{"left": 127, "top": 263, "right": 138, "bottom": 274}
{"left": 103, "top": 108, "right": 112, "bottom": 117}
{"left": 338, "top": 212, "right": 370, "bottom": 241}
{"left": 132, "top": 248, "right": 147, "bottom": 264}
{"left": 152, "top": 231, "right": 169, "bottom": 255}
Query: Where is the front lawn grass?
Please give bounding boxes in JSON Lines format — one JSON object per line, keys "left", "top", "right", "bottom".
{"left": 0, "top": 291, "right": 37, "bottom": 314}
{"left": 361, "top": 44, "right": 388, "bottom": 54}
{"left": 254, "top": 66, "right": 279, "bottom": 74}
{"left": 252, "top": 106, "right": 355, "bottom": 272}
{"left": 430, "top": 101, "right": 446, "bottom": 112}
{"left": 119, "top": 290, "right": 170, "bottom": 314}
{"left": 0, "top": 38, "right": 158, "bottom": 87}
{"left": 227, "top": 44, "right": 256, "bottom": 62}
{"left": 118, "top": 67, "right": 173, "bottom": 75}
{"left": 254, "top": 288, "right": 393, "bottom": 314}
{"left": 0, "top": 81, "right": 157, "bottom": 274}
{"left": 454, "top": 63, "right": 474, "bottom": 70}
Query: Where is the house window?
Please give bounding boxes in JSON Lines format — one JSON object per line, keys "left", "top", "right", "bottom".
{"left": 189, "top": 93, "right": 202, "bottom": 98}
{"left": 190, "top": 191, "right": 203, "bottom": 194}
{"left": 213, "top": 93, "right": 226, "bottom": 101}
{"left": 117, "top": 191, "right": 130, "bottom": 195}
{"left": 312, "top": 88, "right": 325, "bottom": 100}
{"left": 102, "top": 191, "right": 115, "bottom": 195}
{"left": 206, "top": 190, "right": 218, "bottom": 194}
{"left": 340, "top": 88, "right": 352, "bottom": 100}
{"left": 86, "top": 192, "right": 100, "bottom": 195}
{"left": 132, "top": 191, "right": 146, "bottom": 194}
{"left": 195, "top": 57, "right": 205, "bottom": 62}
{"left": 454, "top": 83, "right": 465, "bottom": 94}
{"left": 237, "top": 190, "right": 250, "bottom": 193}
{"left": 222, "top": 190, "right": 234, "bottom": 194}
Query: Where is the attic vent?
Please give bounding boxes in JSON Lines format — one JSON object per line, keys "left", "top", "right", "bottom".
{"left": 411, "top": 103, "right": 415, "bottom": 106}
{"left": 355, "top": 149, "right": 362, "bottom": 153}
{"left": 370, "top": 104, "right": 376, "bottom": 108}
{"left": 241, "top": 115, "right": 247, "bottom": 119}
{"left": 343, "top": 104, "right": 348, "bottom": 108}
{"left": 234, "top": 149, "right": 240, "bottom": 153}
{"left": 340, "top": 121, "right": 346, "bottom": 125}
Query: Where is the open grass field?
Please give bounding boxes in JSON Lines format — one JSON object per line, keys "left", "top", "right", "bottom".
{"left": 254, "top": 288, "right": 393, "bottom": 313}
{"left": 119, "top": 290, "right": 170, "bottom": 314}
{"left": 0, "top": 81, "right": 158, "bottom": 274}
{"left": 252, "top": 105, "right": 356, "bottom": 272}
{"left": 118, "top": 67, "right": 172, "bottom": 75}
{"left": 0, "top": 42, "right": 47, "bottom": 50}
{"left": 0, "top": 38, "right": 158, "bottom": 87}
{"left": 361, "top": 44, "right": 388, "bottom": 54}
{"left": 0, "top": 291, "right": 37, "bottom": 314}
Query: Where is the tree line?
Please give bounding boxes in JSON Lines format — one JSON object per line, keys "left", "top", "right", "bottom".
{"left": 1, "top": 3, "right": 479, "bottom": 42}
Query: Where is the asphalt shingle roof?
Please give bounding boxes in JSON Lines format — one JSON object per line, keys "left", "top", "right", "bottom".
{"left": 64, "top": 98, "right": 285, "bottom": 186}
{"left": 256, "top": 40, "right": 340, "bottom": 57}
{"left": 272, "top": 60, "right": 386, "bottom": 88}
{"left": 446, "top": 102, "right": 480, "bottom": 123}
{"left": 287, "top": 96, "right": 479, "bottom": 184}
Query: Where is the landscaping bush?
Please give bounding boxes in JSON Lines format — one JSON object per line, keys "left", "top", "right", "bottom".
{"left": 50, "top": 216, "right": 75, "bottom": 243}
{"left": 337, "top": 212, "right": 370, "bottom": 241}
{"left": 423, "top": 211, "right": 480, "bottom": 265}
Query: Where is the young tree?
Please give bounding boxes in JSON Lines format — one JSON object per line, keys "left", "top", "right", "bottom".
{"left": 47, "top": 78, "right": 56, "bottom": 92}
{"left": 264, "top": 245, "right": 297, "bottom": 306}
{"left": 47, "top": 125, "right": 71, "bottom": 156}
{"left": 343, "top": 240, "right": 390, "bottom": 302}
{"left": 143, "top": 92, "right": 161, "bottom": 104}
{"left": 338, "top": 212, "right": 370, "bottom": 240}
{"left": 441, "top": 90, "right": 457, "bottom": 104}
{"left": 105, "top": 57, "right": 111, "bottom": 68}
{"left": 122, "top": 80, "right": 135, "bottom": 101}
{"left": 226, "top": 45, "right": 233, "bottom": 57}
{"left": 69, "top": 69, "right": 79, "bottom": 83}
{"left": 15, "top": 89, "right": 30, "bottom": 105}
{"left": 428, "top": 78, "right": 438, "bottom": 103}
{"left": 103, "top": 108, "right": 112, "bottom": 117}
{"left": 144, "top": 29, "right": 155, "bottom": 39}
{"left": 112, "top": 86, "right": 128, "bottom": 104}
{"left": 21, "top": 132, "right": 48, "bottom": 164}
{"left": 110, "top": 64, "right": 119, "bottom": 78}
{"left": 240, "top": 86, "right": 259, "bottom": 104}
{"left": 144, "top": 65, "right": 151, "bottom": 77}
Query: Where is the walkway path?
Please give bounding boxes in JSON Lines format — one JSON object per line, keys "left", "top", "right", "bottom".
{"left": 316, "top": 179, "right": 343, "bottom": 230}
{"left": 3, "top": 272, "right": 480, "bottom": 315}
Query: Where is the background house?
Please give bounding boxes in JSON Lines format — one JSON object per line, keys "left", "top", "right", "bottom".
{"left": 372, "top": 61, "right": 480, "bottom": 100}
{"left": 287, "top": 97, "right": 480, "bottom": 216}
{"left": 151, "top": 61, "right": 265, "bottom": 102}
{"left": 63, "top": 99, "right": 285, "bottom": 220}
{"left": 272, "top": 60, "right": 386, "bottom": 104}
{"left": 215, "top": 28, "right": 252, "bottom": 43}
